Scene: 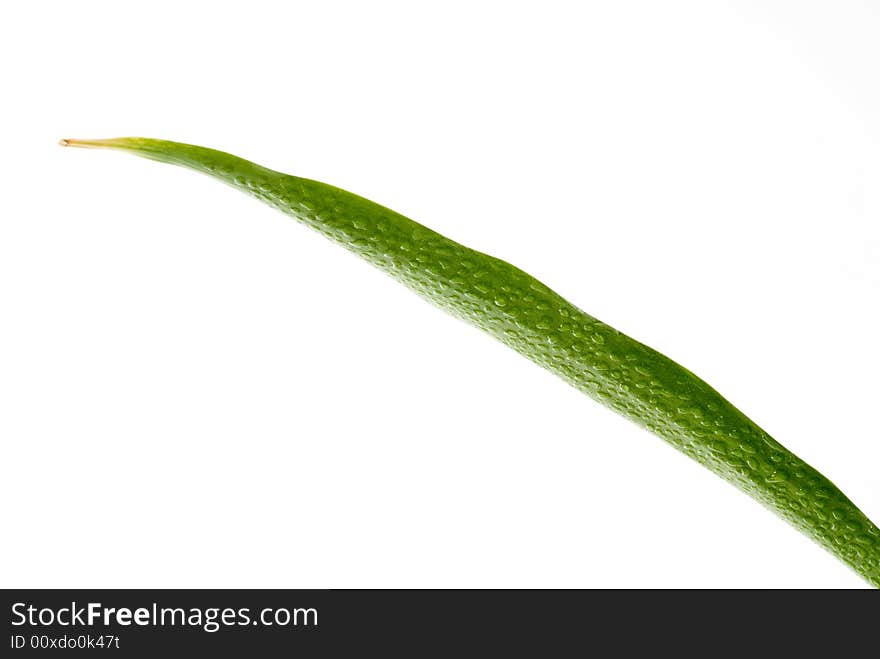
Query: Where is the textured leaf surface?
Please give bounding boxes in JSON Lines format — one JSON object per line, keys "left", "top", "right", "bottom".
{"left": 63, "top": 137, "right": 880, "bottom": 587}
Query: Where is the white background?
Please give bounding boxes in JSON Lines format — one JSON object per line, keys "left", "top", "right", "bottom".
{"left": 1, "top": 1, "right": 878, "bottom": 588}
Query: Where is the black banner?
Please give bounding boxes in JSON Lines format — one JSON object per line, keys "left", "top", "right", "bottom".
{"left": 2, "top": 589, "right": 876, "bottom": 655}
